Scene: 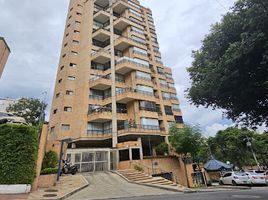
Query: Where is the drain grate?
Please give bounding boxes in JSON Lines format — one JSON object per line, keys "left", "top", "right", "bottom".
{"left": 44, "top": 189, "right": 58, "bottom": 192}
{"left": 43, "top": 194, "right": 57, "bottom": 197}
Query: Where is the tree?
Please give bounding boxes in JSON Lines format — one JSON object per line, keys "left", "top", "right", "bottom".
{"left": 7, "top": 97, "right": 47, "bottom": 126}
{"left": 187, "top": 0, "right": 268, "bottom": 127}
{"left": 209, "top": 127, "right": 256, "bottom": 168}
{"left": 169, "top": 124, "right": 203, "bottom": 162}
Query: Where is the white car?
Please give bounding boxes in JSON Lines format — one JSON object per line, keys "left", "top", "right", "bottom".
{"left": 245, "top": 172, "right": 267, "bottom": 185}
{"left": 219, "top": 172, "right": 251, "bottom": 186}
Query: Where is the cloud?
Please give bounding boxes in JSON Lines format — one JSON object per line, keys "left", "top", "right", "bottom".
{"left": 205, "top": 123, "right": 232, "bottom": 137}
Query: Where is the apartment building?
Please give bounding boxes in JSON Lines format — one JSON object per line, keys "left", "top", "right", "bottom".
{"left": 47, "top": 0, "right": 184, "bottom": 173}
{"left": 0, "top": 37, "right": 10, "bottom": 78}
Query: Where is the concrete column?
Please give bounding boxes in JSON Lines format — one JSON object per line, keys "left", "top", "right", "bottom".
{"left": 109, "top": 0, "right": 118, "bottom": 148}
{"left": 129, "top": 148, "right": 132, "bottom": 161}
{"left": 107, "top": 150, "right": 111, "bottom": 171}
{"left": 137, "top": 137, "right": 143, "bottom": 160}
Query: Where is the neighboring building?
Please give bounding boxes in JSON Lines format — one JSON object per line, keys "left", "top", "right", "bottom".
{"left": 47, "top": 0, "right": 184, "bottom": 174}
{"left": 0, "top": 98, "right": 17, "bottom": 113}
{"left": 0, "top": 37, "right": 10, "bottom": 78}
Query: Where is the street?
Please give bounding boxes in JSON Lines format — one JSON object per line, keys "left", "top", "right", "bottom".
{"left": 114, "top": 188, "right": 268, "bottom": 200}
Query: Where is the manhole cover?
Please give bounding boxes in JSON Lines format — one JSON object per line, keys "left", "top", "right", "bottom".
{"left": 43, "top": 194, "right": 57, "bottom": 197}
{"left": 44, "top": 189, "right": 58, "bottom": 192}
{"left": 232, "top": 195, "right": 261, "bottom": 199}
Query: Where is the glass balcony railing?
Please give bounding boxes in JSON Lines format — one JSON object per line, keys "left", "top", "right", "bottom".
{"left": 116, "top": 88, "right": 155, "bottom": 97}
{"left": 118, "top": 124, "right": 164, "bottom": 132}
{"left": 135, "top": 75, "right": 152, "bottom": 82}
{"left": 116, "top": 57, "right": 150, "bottom": 69}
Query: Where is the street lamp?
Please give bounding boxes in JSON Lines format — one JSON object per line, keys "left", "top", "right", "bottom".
{"left": 244, "top": 136, "right": 260, "bottom": 170}
{"left": 57, "top": 138, "right": 72, "bottom": 181}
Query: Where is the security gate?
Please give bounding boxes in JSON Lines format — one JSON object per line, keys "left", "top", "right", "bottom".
{"left": 66, "top": 148, "right": 115, "bottom": 173}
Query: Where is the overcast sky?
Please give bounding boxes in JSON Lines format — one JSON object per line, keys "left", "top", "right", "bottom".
{"left": 0, "top": 0, "right": 237, "bottom": 136}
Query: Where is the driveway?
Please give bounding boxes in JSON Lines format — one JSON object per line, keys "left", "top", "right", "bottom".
{"left": 66, "top": 172, "right": 177, "bottom": 200}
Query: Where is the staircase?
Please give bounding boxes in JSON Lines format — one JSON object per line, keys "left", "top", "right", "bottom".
{"left": 117, "top": 169, "right": 190, "bottom": 192}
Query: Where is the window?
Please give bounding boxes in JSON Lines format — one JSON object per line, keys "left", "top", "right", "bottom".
{"left": 131, "top": 35, "right": 146, "bottom": 45}
{"left": 77, "top": 4, "right": 83, "bottom": 7}
{"left": 133, "top": 58, "right": 149, "bottom": 67}
{"left": 140, "top": 117, "right": 159, "bottom": 129}
{"left": 70, "top": 7, "right": 73, "bottom": 11}
{"left": 71, "top": 51, "right": 78, "bottom": 55}
{"left": 64, "top": 43, "right": 68, "bottom": 47}
{"left": 160, "top": 79, "right": 168, "bottom": 87}
{"left": 61, "top": 124, "right": 70, "bottom": 131}
{"left": 174, "top": 116, "right": 183, "bottom": 124}
{"left": 129, "top": 17, "right": 143, "bottom": 26}
{"left": 68, "top": 76, "right": 75, "bottom": 81}
{"left": 76, "top": 12, "right": 82, "bottom": 16}
{"left": 131, "top": 26, "right": 144, "bottom": 35}
{"left": 68, "top": 15, "right": 72, "bottom": 19}
{"left": 172, "top": 104, "right": 181, "bottom": 112}
{"left": 136, "top": 85, "right": 154, "bottom": 95}
{"left": 166, "top": 73, "right": 173, "bottom": 79}
{"left": 64, "top": 107, "right": 72, "bottom": 112}
{"left": 168, "top": 83, "right": 175, "bottom": 89}
{"left": 66, "top": 90, "right": 74, "bottom": 95}
{"left": 67, "top": 24, "right": 71, "bottom": 28}
{"left": 58, "top": 79, "right": 62, "bottom": 83}
{"left": 157, "top": 67, "right": 164, "bottom": 74}
{"left": 162, "top": 92, "right": 170, "bottom": 100}
{"left": 50, "top": 126, "right": 55, "bottom": 133}
{"left": 73, "top": 40, "right": 79, "bottom": 44}
{"left": 136, "top": 71, "right": 151, "bottom": 81}
{"left": 74, "top": 30, "right": 80, "bottom": 34}
{"left": 65, "top": 33, "right": 69, "bottom": 37}
{"left": 53, "top": 109, "right": 57, "bottom": 114}
{"left": 62, "top": 54, "right": 66, "bottom": 58}
{"left": 139, "top": 101, "right": 156, "bottom": 112}
{"left": 133, "top": 47, "right": 147, "bottom": 56}
{"left": 60, "top": 66, "right": 64, "bottom": 70}
{"left": 129, "top": 8, "right": 142, "bottom": 17}
{"left": 164, "top": 106, "right": 173, "bottom": 115}
{"left": 128, "top": 1, "right": 141, "bottom": 10}
{"left": 170, "top": 93, "right": 178, "bottom": 100}
{"left": 70, "top": 63, "right": 77, "bottom": 67}
{"left": 75, "top": 21, "right": 81, "bottom": 24}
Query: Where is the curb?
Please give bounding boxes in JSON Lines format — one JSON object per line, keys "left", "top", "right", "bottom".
{"left": 59, "top": 176, "right": 89, "bottom": 200}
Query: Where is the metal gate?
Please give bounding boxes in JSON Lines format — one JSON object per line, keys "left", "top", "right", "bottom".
{"left": 66, "top": 149, "right": 111, "bottom": 173}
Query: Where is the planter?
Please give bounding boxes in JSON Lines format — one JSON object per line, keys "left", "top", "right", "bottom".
{"left": 38, "top": 174, "right": 57, "bottom": 188}
{"left": 0, "top": 184, "right": 31, "bottom": 194}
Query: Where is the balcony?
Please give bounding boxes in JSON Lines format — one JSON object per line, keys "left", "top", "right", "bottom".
{"left": 113, "top": 0, "right": 129, "bottom": 14}
{"left": 88, "top": 109, "right": 128, "bottom": 123}
{"left": 94, "top": 10, "right": 110, "bottom": 24}
{"left": 114, "top": 17, "right": 134, "bottom": 32}
{"left": 115, "top": 57, "right": 151, "bottom": 74}
{"left": 89, "top": 75, "right": 125, "bottom": 90}
{"left": 116, "top": 88, "right": 156, "bottom": 103}
{"left": 89, "top": 94, "right": 112, "bottom": 104}
{"left": 118, "top": 124, "right": 165, "bottom": 136}
{"left": 87, "top": 129, "right": 112, "bottom": 139}
{"left": 94, "top": 0, "right": 109, "bottom": 8}
{"left": 91, "top": 49, "right": 111, "bottom": 64}
{"left": 93, "top": 27, "right": 110, "bottom": 42}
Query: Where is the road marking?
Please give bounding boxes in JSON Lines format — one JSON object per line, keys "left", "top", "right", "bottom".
{"left": 232, "top": 195, "right": 262, "bottom": 199}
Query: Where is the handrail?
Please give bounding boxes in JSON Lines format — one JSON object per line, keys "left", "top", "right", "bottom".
{"left": 130, "top": 160, "right": 180, "bottom": 184}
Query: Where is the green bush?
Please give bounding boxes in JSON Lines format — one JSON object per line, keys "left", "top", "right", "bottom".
{"left": 134, "top": 165, "right": 144, "bottom": 172}
{"left": 40, "top": 167, "right": 58, "bottom": 175}
{"left": 42, "top": 151, "right": 58, "bottom": 169}
{"left": 0, "top": 124, "right": 38, "bottom": 184}
{"left": 155, "top": 142, "right": 169, "bottom": 155}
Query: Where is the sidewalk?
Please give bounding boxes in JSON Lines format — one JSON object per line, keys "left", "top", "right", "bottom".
{"left": 0, "top": 194, "right": 28, "bottom": 200}
{"left": 28, "top": 175, "right": 88, "bottom": 200}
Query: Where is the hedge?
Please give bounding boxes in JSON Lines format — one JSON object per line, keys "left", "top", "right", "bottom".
{"left": 40, "top": 167, "right": 58, "bottom": 175}
{"left": 42, "top": 151, "right": 58, "bottom": 169}
{"left": 0, "top": 124, "right": 38, "bottom": 184}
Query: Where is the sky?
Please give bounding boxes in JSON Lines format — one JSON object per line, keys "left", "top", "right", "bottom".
{"left": 0, "top": 0, "right": 237, "bottom": 136}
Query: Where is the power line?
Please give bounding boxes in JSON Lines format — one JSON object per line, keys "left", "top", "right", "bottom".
{"left": 215, "top": 0, "right": 228, "bottom": 11}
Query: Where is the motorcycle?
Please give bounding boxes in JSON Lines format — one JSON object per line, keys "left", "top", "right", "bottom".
{"left": 61, "top": 159, "right": 78, "bottom": 175}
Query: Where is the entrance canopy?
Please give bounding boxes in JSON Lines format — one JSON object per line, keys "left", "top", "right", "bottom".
{"left": 204, "top": 158, "right": 232, "bottom": 171}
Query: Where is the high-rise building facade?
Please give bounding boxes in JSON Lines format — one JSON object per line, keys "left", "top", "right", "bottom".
{"left": 0, "top": 37, "right": 10, "bottom": 78}
{"left": 47, "top": 0, "right": 183, "bottom": 172}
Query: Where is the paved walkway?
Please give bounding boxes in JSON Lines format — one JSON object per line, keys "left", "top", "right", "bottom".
{"left": 0, "top": 194, "right": 28, "bottom": 200}
{"left": 66, "top": 172, "right": 177, "bottom": 200}
{"left": 28, "top": 175, "right": 88, "bottom": 200}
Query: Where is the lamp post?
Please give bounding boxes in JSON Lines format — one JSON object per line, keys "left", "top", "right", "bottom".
{"left": 244, "top": 136, "right": 260, "bottom": 170}
{"left": 57, "top": 138, "right": 72, "bottom": 181}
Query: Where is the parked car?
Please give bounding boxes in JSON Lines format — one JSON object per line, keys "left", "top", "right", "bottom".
{"left": 248, "top": 170, "right": 265, "bottom": 174}
{"left": 219, "top": 172, "right": 251, "bottom": 186}
{"left": 0, "top": 112, "right": 27, "bottom": 125}
{"left": 245, "top": 172, "right": 267, "bottom": 185}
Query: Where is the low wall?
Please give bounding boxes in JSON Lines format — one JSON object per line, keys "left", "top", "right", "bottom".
{"left": 0, "top": 185, "right": 31, "bottom": 194}
{"left": 38, "top": 174, "right": 57, "bottom": 188}
{"left": 118, "top": 156, "right": 194, "bottom": 187}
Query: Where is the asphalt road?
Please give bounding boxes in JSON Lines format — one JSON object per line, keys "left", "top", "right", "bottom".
{"left": 115, "top": 188, "right": 268, "bottom": 200}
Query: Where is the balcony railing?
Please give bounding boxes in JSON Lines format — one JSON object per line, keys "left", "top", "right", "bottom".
{"left": 87, "top": 129, "right": 112, "bottom": 135}
{"left": 89, "top": 94, "right": 111, "bottom": 100}
{"left": 139, "top": 106, "right": 158, "bottom": 112}
{"left": 118, "top": 124, "right": 164, "bottom": 133}
{"left": 116, "top": 57, "right": 150, "bottom": 69}
{"left": 89, "top": 75, "right": 125, "bottom": 83}
{"left": 88, "top": 106, "right": 127, "bottom": 114}
{"left": 116, "top": 88, "right": 155, "bottom": 97}
{"left": 135, "top": 75, "right": 151, "bottom": 82}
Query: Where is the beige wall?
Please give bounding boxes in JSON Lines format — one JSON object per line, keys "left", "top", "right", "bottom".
{"left": 0, "top": 38, "right": 10, "bottom": 78}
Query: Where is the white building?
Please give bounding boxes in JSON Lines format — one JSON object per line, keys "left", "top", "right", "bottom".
{"left": 0, "top": 98, "right": 17, "bottom": 113}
